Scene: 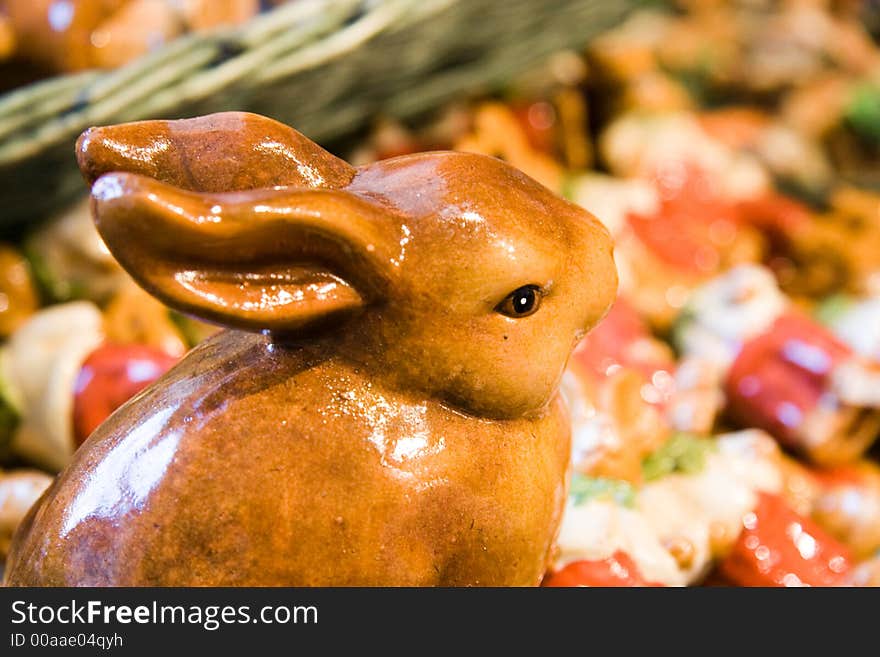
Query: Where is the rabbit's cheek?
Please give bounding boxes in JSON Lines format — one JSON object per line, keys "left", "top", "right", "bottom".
{"left": 444, "top": 322, "right": 572, "bottom": 418}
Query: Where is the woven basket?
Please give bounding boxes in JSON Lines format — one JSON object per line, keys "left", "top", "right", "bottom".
{"left": 0, "top": 0, "right": 635, "bottom": 233}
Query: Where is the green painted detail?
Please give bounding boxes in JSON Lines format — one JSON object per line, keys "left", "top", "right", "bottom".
{"left": 846, "top": 83, "right": 880, "bottom": 143}
{"left": 642, "top": 433, "right": 714, "bottom": 482}
{"left": 570, "top": 474, "right": 637, "bottom": 508}
{"left": 814, "top": 294, "right": 854, "bottom": 327}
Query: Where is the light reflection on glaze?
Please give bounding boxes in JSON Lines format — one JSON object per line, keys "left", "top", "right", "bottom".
{"left": 251, "top": 203, "right": 321, "bottom": 218}
{"left": 390, "top": 224, "right": 412, "bottom": 267}
{"left": 61, "top": 407, "right": 179, "bottom": 537}
{"left": 460, "top": 211, "right": 485, "bottom": 224}
{"left": 173, "top": 270, "right": 357, "bottom": 316}
{"left": 255, "top": 139, "right": 327, "bottom": 188}
{"left": 174, "top": 270, "right": 227, "bottom": 308}
{"left": 145, "top": 192, "right": 192, "bottom": 221}
{"left": 94, "top": 136, "right": 172, "bottom": 165}
{"left": 496, "top": 238, "right": 517, "bottom": 258}
{"left": 329, "top": 385, "right": 446, "bottom": 475}
{"left": 438, "top": 204, "right": 490, "bottom": 234}
{"left": 92, "top": 174, "right": 124, "bottom": 201}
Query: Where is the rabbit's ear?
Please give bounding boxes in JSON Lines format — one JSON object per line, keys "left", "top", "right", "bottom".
{"left": 76, "top": 112, "right": 355, "bottom": 192}
{"left": 90, "top": 172, "right": 398, "bottom": 333}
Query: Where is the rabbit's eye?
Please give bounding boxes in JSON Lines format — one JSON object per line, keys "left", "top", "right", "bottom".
{"left": 496, "top": 285, "right": 542, "bottom": 318}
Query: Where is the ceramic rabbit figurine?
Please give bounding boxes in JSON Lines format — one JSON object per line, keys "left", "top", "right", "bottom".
{"left": 5, "top": 112, "right": 616, "bottom": 586}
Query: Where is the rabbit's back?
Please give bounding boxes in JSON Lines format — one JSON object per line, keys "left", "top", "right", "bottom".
{"left": 5, "top": 330, "right": 570, "bottom": 586}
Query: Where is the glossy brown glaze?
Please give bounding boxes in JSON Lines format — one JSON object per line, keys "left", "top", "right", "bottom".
{"left": 6, "top": 112, "right": 616, "bottom": 586}
{"left": 76, "top": 112, "right": 355, "bottom": 192}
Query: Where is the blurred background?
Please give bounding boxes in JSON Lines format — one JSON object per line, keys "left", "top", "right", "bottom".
{"left": 0, "top": 0, "right": 879, "bottom": 587}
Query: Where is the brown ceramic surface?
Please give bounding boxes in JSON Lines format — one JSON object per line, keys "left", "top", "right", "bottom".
{"left": 5, "top": 112, "right": 616, "bottom": 586}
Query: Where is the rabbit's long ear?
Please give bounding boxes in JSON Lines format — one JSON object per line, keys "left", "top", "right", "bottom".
{"left": 91, "top": 173, "right": 397, "bottom": 333}
{"left": 76, "top": 112, "right": 355, "bottom": 192}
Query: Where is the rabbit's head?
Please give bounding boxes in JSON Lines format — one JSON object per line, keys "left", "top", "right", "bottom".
{"left": 78, "top": 112, "right": 616, "bottom": 419}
